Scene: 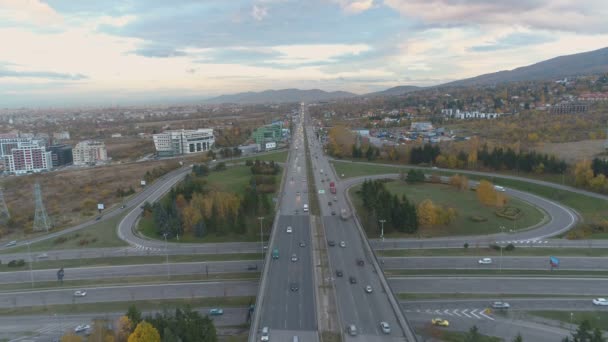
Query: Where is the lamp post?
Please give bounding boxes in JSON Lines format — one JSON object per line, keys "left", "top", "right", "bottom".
{"left": 163, "top": 233, "right": 169, "bottom": 280}
{"left": 258, "top": 217, "right": 265, "bottom": 255}
{"left": 379, "top": 219, "right": 386, "bottom": 241}
{"left": 26, "top": 242, "right": 34, "bottom": 288}
{"left": 499, "top": 226, "right": 505, "bottom": 273}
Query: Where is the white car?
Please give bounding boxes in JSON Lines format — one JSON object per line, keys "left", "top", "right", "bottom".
{"left": 593, "top": 298, "right": 608, "bottom": 306}
{"left": 37, "top": 253, "right": 49, "bottom": 259}
{"left": 491, "top": 301, "right": 510, "bottom": 309}
{"left": 73, "top": 290, "right": 87, "bottom": 297}
{"left": 380, "top": 321, "right": 391, "bottom": 334}
{"left": 339, "top": 241, "right": 346, "bottom": 248}
{"left": 74, "top": 324, "right": 90, "bottom": 333}
{"left": 261, "top": 326, "right": 270, "bottom": 341}
{"left": 291, "top": 254, "right": 298, "bottom": 262}
{"left": 365, "top": 285, "right": 373, "bottom": 293}
{"left": 478, "top": 258, "right": 492, "bottom": 264}
{"left": 286, "top": 226, "right": 293, "bottom": 234}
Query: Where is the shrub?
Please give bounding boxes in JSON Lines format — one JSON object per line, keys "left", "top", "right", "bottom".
{"left": 505, "top": 243, "right": 515, "bottom": 251}
{"left": 8, "top": 259, "right": 25, "bottom": 267}
{"left": 489, "top": 244, "right": 501, "bottom": 251}
{"left": 54, "top": 236, "right": 68, "bottom": 245}
{"left": 245, "top": 160, "right": 253, "bottom": 166}
{"left": 463, "top": 243, "right": 469, "bottom": 249}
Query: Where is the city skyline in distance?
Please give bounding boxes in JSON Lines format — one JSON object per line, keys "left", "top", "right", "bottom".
{"left": 1, "top": 0, "right": 608, "bottom": 108}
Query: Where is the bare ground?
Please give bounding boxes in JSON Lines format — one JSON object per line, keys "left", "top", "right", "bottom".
{"left": 536, "top": 139, "right": 606, "bottom": 164}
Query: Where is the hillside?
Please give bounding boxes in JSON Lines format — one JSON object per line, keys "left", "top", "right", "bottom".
{"left": 444, "top": 47, "right": 608, "bottom": 87}
{"left": 366, "top": 85, "right": 422, "bottom": 97}
{"left": 204, "top": 88, "right": 357, "bottom": 104}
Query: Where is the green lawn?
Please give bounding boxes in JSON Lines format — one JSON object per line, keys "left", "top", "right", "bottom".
{"left": 1, "top": 213, "right": 129, "bottom": 254}
{"left": 1, "top": 253, "right": 262, "bottom": 272}
{"left": 351, "top": 180, "right": 544, "bottom": 238}
{"left": 240, "top": 150, "right": 288, "bottom": 163}
{"left": 0, "top": 296, "right": 255, "bottom": 316}
{"left": 207, "top": 165, "right": 256, "bottom": 194}
{"left": 378, "top": 247, "right": 608, "bottom": 257}
{"left": 527, "top": 311, "right": 608, "bottom": 331}
{"left": 436, "top": 331, "right": 502, "bottom": 342}
{"left": 332, "top": 160, "right": 608, "bottom": 236}
{"left": 139, "top": 216, "right": 262, "bottom": 243}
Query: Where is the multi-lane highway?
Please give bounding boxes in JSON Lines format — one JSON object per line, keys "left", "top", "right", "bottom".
{"left": 254, "top": 105, "right": 318, "bottom": 341}
{"left": 381, "top": 256, "right": 608, "bottom": 271}
{"left": 306, "top": 119, "right": 415, "bottom": 340}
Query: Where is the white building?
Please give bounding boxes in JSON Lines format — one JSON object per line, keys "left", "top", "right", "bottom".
{"left": 53, "top": 131, "right": 70, "bottom": 140}
{"left": 3, "top": 142, "right": 52, "bottom": 174}
{"left": 153, "top": 129, "right": 215, "bottom": 156}
{"left": 441, "top": 109, "right": 501, "bottom": 120}
{"left": 73, "top": 140, "right": 108, "bottom": 165}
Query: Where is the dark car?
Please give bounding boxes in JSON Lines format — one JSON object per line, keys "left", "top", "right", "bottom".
{"left": 331, "top": 210, "right": 336, "bottom": 216}
{"left": 328, "top": 240, "right": 336, "bottom": 247}
{"left": 290, "top": 282, "right": 299, "bottom": 292}
{"left": 336, "top": 269, "right": 343, "bottom": 277}
{"left": 328, "top": 201, "right": 332, "bottom": 206}
{"left": 247, "top": 265, "right": 258, "bottom": 271}
{"left": 356, "top": 259, "right": 364, "bottom": 266}
{"left": 349, "top": 276, "right": 357, "bottom": 284}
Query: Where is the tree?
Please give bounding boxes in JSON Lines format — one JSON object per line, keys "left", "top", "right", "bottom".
{"left": 512, "top": 333, "right": 523, "bottom": 342}
{"left": 126, "top": 305, "right": 142, "bottom": 325}
{"left": 406, "top": 169, "right": 425, "bottom": 183}
{"left": 465, "top": 325, "right": 482, "bottom": 342}
{"left": 116, "top": 316, "right": 133, "bottom": 342}
{"left": 61, "top": 333, "right": 83, "bottom": 342}
{"left": 128, "top": 321, "right": 160, "bottom": 342}
{"left": 89, "top": 320, "right": 115, "bottom": 342}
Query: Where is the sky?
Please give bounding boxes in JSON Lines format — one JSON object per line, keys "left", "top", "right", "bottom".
{"left": 1, "top": 0, "right": 608, "bottom": 108}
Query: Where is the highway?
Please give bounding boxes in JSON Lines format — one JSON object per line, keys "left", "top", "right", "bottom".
{"left": 0, "top": 281, "right": 258, "bottom": 308}
{"left": 381, "top": 256, "right": 608, "bottom": 271}
{"left": 307, "top": 120, "right": 415, "bottom": 340}
{"left": 255, "top": 105, "right": 318, "bottom": 342}
{"left": 389, "top": 276, "right": 608, "bottom": 295}
{"left": 0, "top": 260, "right": 261, "bottom": 284}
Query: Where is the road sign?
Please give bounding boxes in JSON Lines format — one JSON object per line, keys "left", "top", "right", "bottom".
{"left": 318, "top": 190, "right": 325, "bottom": 194}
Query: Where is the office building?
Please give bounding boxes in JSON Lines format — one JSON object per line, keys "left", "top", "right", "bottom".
{"left": 153, "top": 129, "right": 215, "bottom": 157}
{"left": 49, "top": 144, "right": 73, "bottom": 167}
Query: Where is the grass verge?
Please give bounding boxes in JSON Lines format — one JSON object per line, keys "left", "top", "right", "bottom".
{"left": 398, "top": 293, "right": 590, "bottom": 300}
{"left": 527, "top": 311, "right": 608, "bottom": 330}
{"left": 305, "top": 127, "right": 320, "bottom": 216}
{"left": 436, "top": 330, "right": 501, "bottom": 342}
{"left": 0, "top": 273, "right": 260, "bottom": 292}
{"left": 385, "top": 269, "right": 608, "bottom": 277}
{"left": 0, "top": 296, "right": 255, "bottom": 316}
{"left": 240, "top": 150, "right": 288, "bottom": 163}
{"left": 1, "top": 253, "right": 262, "bottom": 272}
{"left": 378, "top": 247, "right": 608, "bottom": 257}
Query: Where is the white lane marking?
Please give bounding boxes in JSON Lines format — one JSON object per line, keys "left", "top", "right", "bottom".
{"left": 480, "top": 311, "right": 495, "bottom": 321}
{"left": 443, "top": 309, "right": 453, "bottom": 316}
{"left": 470, "top": 309, "right": 480, "bottom": 319}
{"left": 453, "top": 309, "right": 462, "bottom": 317}
{"left": 461, "top": 309, "right": 471, "bottom": 318}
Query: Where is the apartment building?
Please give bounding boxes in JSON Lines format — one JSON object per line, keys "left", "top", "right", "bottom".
{"left": 73, "top": 140, "right": 108, "bottom": 165}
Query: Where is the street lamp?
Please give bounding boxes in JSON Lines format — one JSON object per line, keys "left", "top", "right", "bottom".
{"left": 379, "top": 219, "right": 386, "bottom": 241}
{"left": 26, "top": 242, "right": 34, "bottom": 288}
{"left": 163, "top": 233, "right": 169, "bottom": 279}
{"left": 499, "top": 226, "right": 506, "bottom": 273}
{"left": 258, "top": 217, "right": 265, "bottom": 255}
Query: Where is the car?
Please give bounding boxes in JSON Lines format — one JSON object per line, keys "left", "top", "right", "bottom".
{"left": 328, "top": 240, "right": 336, "bottom": 247}
{"left": 291, "top": 254, "right": 298, "bottom": 262}
{"left": 349, "top": 276, "right": 357, "bottom": 284}
{"left": 95, "top": 216, "right": 102, "bottom": 221}
{"left": 380, "top": 321, "right": 391, "bottom": 334}
{"left": 478, "top": 258, "right": 493, "bottom": 264}
{"left": 431, "top": 318, "right": 449, "bottom": 327}
{"left": 347, "top": 324, "right": 358, "bottom": 336}
{"left": 209, "top": 308, "right": 224, "bottom": 316}
{"left": 74, "top": 324, "right": 90, "bottom": 333}
{"left": 333, "top": 197, "right": 338, "bottom": 202}
{"left": 365, "top": 285, "right": 373, "bottom": 293}
{"left": 336, "top": 269, "right": 343, "bottom": 277}
{"left": 286, "top": 226, "right": 293, "bottom": 233}
{"left": 247, "top": 265, "right": 258, "bottom": 271}
{"left": 299, "top": 241, "right": 306, "bottom": 247}
{"left": 331, "top": 210, "right": 336, "bottom": 216}
{"left": 37, "top": 253, "right": 49, "bottom": 259}
{"left": 356, "top": 259, "right": 364, "bottom": 266}
{"left": 339, "top": 241, "right": 346, "bottom": 248}
{"left": 296, "top": 191, "right": 300, "bottom": 196}
{"left": 5, "top": 240, "right": 17, "bottom": 247}
{"left": 328, "top": 201, "right": 332, "bottom": 206}
{"left": 290, "top": 282, "right": 299, "bottom": 292}
{"left": 261, "top": 326, "right": 270, "bottom": 341}
{"left": 491, "top": 301, "right": 510, "bottom": 309}
{"left": 593, "top": 298, "right": 608, "bottom": 306}
{"left": 295, "top": 209, "right": 299, "bottom": 214}
{"left": 321, "top": 179, "right": 325, "bottom": 182}
{"left": 120, "top": 204, "right": 126, "bottom": 209}
{"left": 73, "top": 290, "right": 87, "bottom": 297}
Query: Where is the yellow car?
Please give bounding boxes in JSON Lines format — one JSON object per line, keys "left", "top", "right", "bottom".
{"left": 431, "top": 318, "right": 450, "bottom": 327}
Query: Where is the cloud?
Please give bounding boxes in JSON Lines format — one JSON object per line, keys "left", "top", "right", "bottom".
{"left": 0, "top": 0, "right": 63, "bottom": 26}
{"left": 383, "top": 0, "right": 608, "bottom": 33}
{"left": 470, "top": 32, "right": 556, "bottom": 52}
{"left": 332, "top": 0, "right": 375, "bottom": 14}
{"left": 251, "top": 4, "right": 268, "bottom": 21}
{"left": 131, "top": 44, "right": 188, "bottom": 58}
{"left": 0, "top": 68, "right": 87, "bottom": 80}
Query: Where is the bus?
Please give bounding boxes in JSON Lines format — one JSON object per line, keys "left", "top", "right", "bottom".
{"left": 272, "top": 248, "right": 279, "bottom": 259}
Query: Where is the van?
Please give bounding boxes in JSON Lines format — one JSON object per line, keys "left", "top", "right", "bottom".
{"left": 303, "top": 204, "right": 309, "bottom": 212}
{"left": 347, "top": 324, "right": 358, "bottom": 336}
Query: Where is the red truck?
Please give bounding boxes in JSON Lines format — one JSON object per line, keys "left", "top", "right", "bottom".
{"left": 329, "top": 181, "right": 336, "bottom": 194}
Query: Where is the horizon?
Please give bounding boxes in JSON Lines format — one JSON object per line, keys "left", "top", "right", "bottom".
{"left": 1, "top": 0, "right": 608, "bottom": 108}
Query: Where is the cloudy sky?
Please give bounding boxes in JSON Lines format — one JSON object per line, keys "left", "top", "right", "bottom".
{"left": 1, "top": 0, "right": 607, "bottom": 107}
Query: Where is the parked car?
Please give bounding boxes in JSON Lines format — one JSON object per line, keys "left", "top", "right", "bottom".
{"left": 380, "top": 321, "right": 391, "bottom": 334}
{"left": 478, "top": 258, "right": 492, "bottom": 264}
{"left": 491, "top": 301, "right": 510, "bottom": 309}
{"left": 209, "top": 308, "right": 224, "bottom": 316}
{"left": 593, "top": 298, "right": 608, "bottom": 306}
{"left": 73, "top": 290, "right": 87, "bottom": 297}
{"left": 431, "top": 318, "right": 449, "bottom": 327}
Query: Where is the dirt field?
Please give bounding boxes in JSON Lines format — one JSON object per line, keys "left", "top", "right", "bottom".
{"left": 106, "top": 137, "right": 156, "bottom": 162}
{"left": 536, "top": 139, "right": 607, "bottom": 164}
{"left": 0, "top": 159, "right": 180, "bottom": 239}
